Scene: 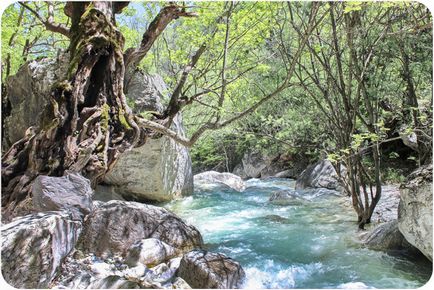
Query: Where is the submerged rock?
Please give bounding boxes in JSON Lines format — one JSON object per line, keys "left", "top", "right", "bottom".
{"left": 269, "top": 190, "right": 306, "bottom": 205}
{"left": 295, "top": 160, "right": 346, "bottom": 191}
{"left": 78, "top": 200, "right": 203, "bottom": 257}
{"left": 194, "top": 171, "right": 246, "bottom": 192}
{"left": 32, "top": 172, "right": 93, "bottom": 219}
{"left": 177, "top": 250, "right": 246, "bottom": 289}
{"left": 125, "top": 238, "right": 179, "bottom": 267}
{"left": 1, "top": 211, "right": 82, "bottom": 288}
{"left": 398, "top": 164, "right": 433, "bottom": 261}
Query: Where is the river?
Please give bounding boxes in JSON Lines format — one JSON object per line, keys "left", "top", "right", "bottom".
{"left": 163, "top": 178, "right": 431, "bottom": 288}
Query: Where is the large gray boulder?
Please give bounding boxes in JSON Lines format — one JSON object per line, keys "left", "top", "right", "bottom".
{"left": 32, "top": 172, "right": 93, "bottom": 218}
{"left": 241, "top": 151, "right": 268, "bottom": 178}
{"left": 78, "top": 200, "right": 203, "bottom": 257}
{"left": 362, "top": 220, "right": 412, "bottom": 251}
{"left": 194, "top": 171, "right": 246, "bottom": 192}
{"left": 103, "top": 113, "right": 193, "bottom": 202}
{"left": 398, "top": 164, "right": 433, "bottom": 261}
{"left": 3, "top": 53, "right": 68, "bottom": 147}
{"left": 295, "top": 160, "right": 345, "bottom": 191}
{"left": 125, "top": 71, "right": 166, "bottom": 114}
{"left": 1, "top": 211, "right": 82, "bottom": 288}
{"left": 177, "top": 250, "right": 246, "bottom": 289}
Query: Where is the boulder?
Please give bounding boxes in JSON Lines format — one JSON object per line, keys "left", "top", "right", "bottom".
{"left": 3, "top": 53, "right": 68, "bottom": 147}
{"left": 1, "top": 211, "right": 82, "bottom": 288}
{"left": 103, "top": 72, "right": 193, "bottom": 202}
{"left": 274, "top": 169, "right": 296, "bottom": 178}
{"left": 177, "top": 250, "right": 245, "bottom": 289}
{"left": 125, "top": 71, "right": 166, "bottom": 114}
{"left": 32, "top": 172, "right": 93, "bottom": 218}
{"left": 295, "top": 160, "right": 345, "bottom": 191}
{"left": 78, "top": 200, "right": 203, "bottom": 257}
{"left": 241, "top": 151, "right": 268, "bottom": 178}
{"left": 103, "top": 115, "right": 193, "bottom": 202}
{"left": 398, "top": 164, "right": 433, "bottom": 261}
{"left": 269, "top": 190, "right": 306, "bottom": 205}
{"left": 194, "top": 171, "right": 246, "bottom": 192}
{"left": 232, "top": 163, "right": 248, "bottom": 179}
{"left": 362, "top": 220, "right": 411, "bottom": 251}
{"left": 125, "top": 238, "right": 179, "bottom": 267}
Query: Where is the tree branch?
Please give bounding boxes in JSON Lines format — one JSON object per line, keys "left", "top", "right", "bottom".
{"left": 124, "top": 3, "right": 197, "bottom": 69}
{"left": 20, "top": 2, "right": 70, "bottom": 38}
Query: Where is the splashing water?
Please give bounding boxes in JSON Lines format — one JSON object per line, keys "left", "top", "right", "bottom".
{"left": 163, "top": 178, "right": 431, "bottom": 288}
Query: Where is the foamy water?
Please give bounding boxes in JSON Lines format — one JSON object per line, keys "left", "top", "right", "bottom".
{"left": 163, "top": 178, "right": 431, "bottom": 288}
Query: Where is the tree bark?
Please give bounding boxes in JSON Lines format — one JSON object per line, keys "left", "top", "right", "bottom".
{"left": 1, "top": 1, "right": 140, "bottom": 221}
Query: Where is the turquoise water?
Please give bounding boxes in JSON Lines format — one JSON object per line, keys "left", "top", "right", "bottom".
{"left": 163, "top": 178, "right": 432, "bottom": 288}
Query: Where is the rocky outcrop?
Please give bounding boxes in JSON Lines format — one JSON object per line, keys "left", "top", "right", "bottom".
{"left": 194, "top": 171, "right": 246, "bottom": 192}
{"left": 32, "top": 173, "right": 93, "bottom": 219}
{"left": 103, "top": 114, "right": 193, "bottom": 202}
{"left": 78, "top": 200, "right": 203, "bottom": 257}
{"left": 1, "top": 211, "right": 82, "bottom": 288}
{"left": 125, "top": 238, "right": 179, "bottom": 267}
{"left": 177, "top": 250, "right": 246, "bottom": 289}
{"left": 295, "top": 160, "right": 345, "bottom": 191}
{"left": 3, "top": 53, "right": 68, "bottom": 147}
{"left": 398, "top": 164, "right": 433, "bottom": 261}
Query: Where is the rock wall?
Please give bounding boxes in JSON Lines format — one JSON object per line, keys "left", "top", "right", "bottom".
{"left": 398, "top": 164, "right": 433, "bottom": 261}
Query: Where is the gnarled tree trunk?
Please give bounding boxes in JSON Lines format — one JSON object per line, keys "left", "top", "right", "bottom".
{"left": 1, "top": 2, "right": 142, "bottom": 221}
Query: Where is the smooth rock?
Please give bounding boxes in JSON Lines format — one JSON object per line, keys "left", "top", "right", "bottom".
{"left": 363, "top": 220, "right": 409, "bottom": 251}
{"left": 125, "top": 238, "right": 179, "bottom": 267}
{"left": 78, "top": 200, "right": 203, "bottom": 257}
{"left": 32, "top": 172, "right": 93, "bottom": 218}
{"left": 126, "top": 71, "right": 166, "bottom": 114}
{"left": 194, "top": 171, "right": 246, "bottom": 192}
{"left": 295, "top": 160, "right": 346, "bottom": 191}
{"left": 274, "top": 169, "right": 296, "bottom": 178}
{"left": 103, "top": 113, "right": 193, "bottom": 202}
{"left": 177, "top": 250, "right": 245, "bottom": 289}
{"left": 398, "top": 164, "right": 433, "bottom": 261}
{"left": 1, "top": 211, "right": 82, "bottom": 288}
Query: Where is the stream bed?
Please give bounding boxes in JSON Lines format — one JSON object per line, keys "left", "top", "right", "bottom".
{"left": 163, "top": 178, "right": 431, "bottom": 288}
